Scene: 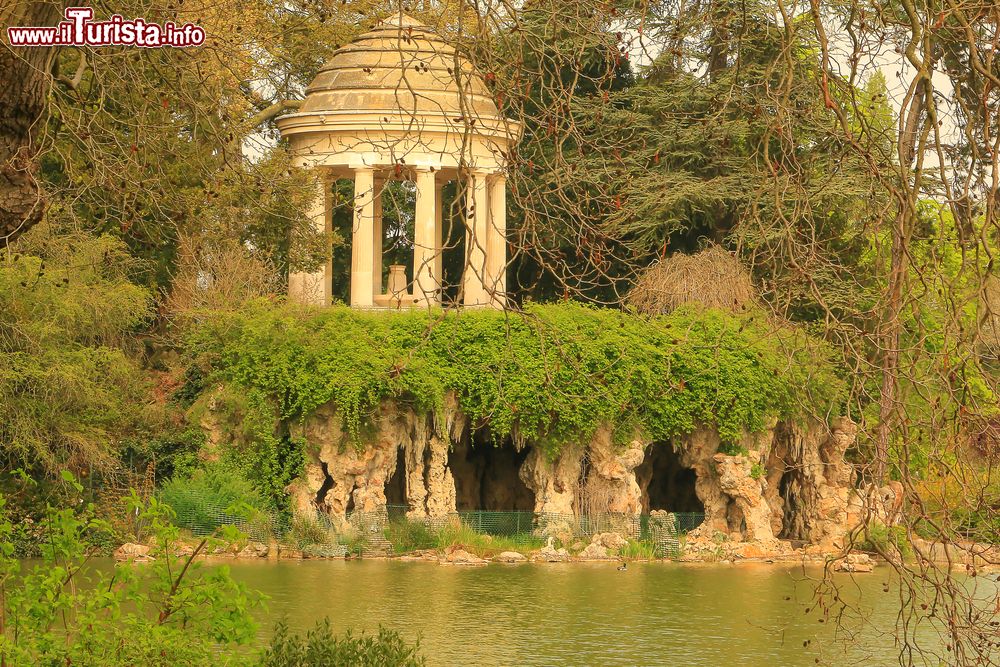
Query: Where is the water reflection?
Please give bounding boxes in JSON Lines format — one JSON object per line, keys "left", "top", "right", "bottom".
{"left": 224, "top": 560, "right": 966, "bottom": 666}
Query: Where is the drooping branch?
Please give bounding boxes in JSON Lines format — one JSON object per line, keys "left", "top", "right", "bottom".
{"left": 247, "top": 99, "right": 303, "bottom": 129}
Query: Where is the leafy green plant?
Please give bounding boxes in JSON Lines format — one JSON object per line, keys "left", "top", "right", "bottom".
{"left": 858, "top": 522, "right": 913, "bottom": 560}
{"left": 750, "top": 463, "right": 765, "bottom": 480}
{"left": 261, "top": 619, "right": 425, "bottom": 667}
{"left": 159, "top": 463, "right": 273, "bottom": 537}
{"left": 0, "top": 473, "right": 262, "bottom": 666}
{"left": 384, "top": 519, "right": 437, "bottom": 554}
{"left": 618, "top": 539, "right": 657, "bottom": 560}
{"left": 186, "top": 302, "right": 845, "bottom": 460}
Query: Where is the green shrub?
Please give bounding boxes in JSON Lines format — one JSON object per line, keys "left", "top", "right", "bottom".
{"left": 186, "top": 302, "right": 845, "bottom": 459}
{"left": 288, "top": 514, "right": 337, "bottom": 549}
{"left": 261, "top": 619, "right": 425, "bottom": 667}
{"left": 618, "top": 539, "right": 657, "bottom": 560}
{"left": 0, "top": 476, "right": 261, "bottom": 666}
{"left": 159, "top": 464, "right": 272, "bottom": 537}
{"left": 384, "top": 519, "right": 437, "bottom": 554}
{"left": 0, "top": 233, "right": 153, "bottom": 478}
{"left": 858, "top": 522, "right": 913, "bottom": 560}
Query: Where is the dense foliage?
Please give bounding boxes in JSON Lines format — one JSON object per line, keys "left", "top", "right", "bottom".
{"left": 158, "top": 463, "right": 274, "bottom": 535}
{"left": 262, "top": 620, "right": 426, "bottom": 667}
{"left": 0, "top": 477, "right": 260, "bottom": 666}
{"left": 0, "top": 478, "right": 426, "bottom": 666}
{"left": 185, "top": 302, "right": 845, "bottom": 457}
{"left": 0, "top": 232, "right": 153, "bottom": 475}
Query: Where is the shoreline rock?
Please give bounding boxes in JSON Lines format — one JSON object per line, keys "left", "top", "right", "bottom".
{"left": 494, "top": 551, "right": 527, "bottom": 563}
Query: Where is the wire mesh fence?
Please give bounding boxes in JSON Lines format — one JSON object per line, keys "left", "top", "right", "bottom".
{"left": 168, "top": 502, "right": 289, "bottom": 544}
{"left": 165, "top": 496, "right": 705, "bottom": 560}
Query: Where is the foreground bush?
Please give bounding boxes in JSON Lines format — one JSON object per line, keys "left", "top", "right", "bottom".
{"left": 261, "top": 619, "right": 426, "bottom": 667}
{"left": 0, "top": 474, "right": 261, "bottom": 666}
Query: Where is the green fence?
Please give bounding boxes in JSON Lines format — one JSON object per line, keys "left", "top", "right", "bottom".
{"left": 166, "top": 497, "right": 704, "bottom": 560}
{"left": 164, "top": 496, "right": 290, "bottom": 544}
{"left": 345, "top": 506, "right": 705, "bottom": 558}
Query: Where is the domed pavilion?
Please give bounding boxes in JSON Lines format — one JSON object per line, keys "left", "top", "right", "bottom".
{"left": 277, "top": 13, "right": 520, "bottom": 308}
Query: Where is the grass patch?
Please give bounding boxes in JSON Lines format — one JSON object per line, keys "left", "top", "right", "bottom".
{"left": 618, "top": 539, "right": 658, "bottom": 560}
{"left": 433, "top": 521, "right": 545, "bottom": 557}
{"left": 287, "top": 514, "right": 339, "bottom": 549}
{"left": 379, "top": 518, "right": 545, "bottom": 557}
{"left": 384, "top": 519, "right": 437, "bottom": 554}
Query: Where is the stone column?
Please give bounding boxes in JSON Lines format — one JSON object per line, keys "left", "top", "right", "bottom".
{"left": 434, "top": 176, "right": 444, "bottom": 287}
{"left": 373, "top": 176, "right": 384, "bottom": 297}
{"left": 462, "top": 170, "right": 490, "bottom": 307}
{"left": 487, "top": 174, "right": 507, "bottom": 306}
{"left": 350, "top": 167, "right": 375, "bottom": 307}
{"left": 413, "top": 167, "right": 439, "bottom": 304}
{"left": 288, "top": 175, "right": 331, "bottom": 306}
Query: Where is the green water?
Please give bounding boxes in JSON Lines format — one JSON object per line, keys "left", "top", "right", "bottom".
{"left": 223, "top": 559, "right": 968, "bottom": 667}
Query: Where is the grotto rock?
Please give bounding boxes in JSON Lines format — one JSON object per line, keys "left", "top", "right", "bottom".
{"left": 114, "top": 543, "right": 152, "bottom": 562}
{"left": 579, "top": 426, "right": 646, "bottom": 517}
{"left": 578, "top": 542, "right": 611, "bottom": 560}
{"left": 834, "top": 552, "right": 875, "bottom": 573}
{"left": 590, "top": 532, "right": 629, "bottom": 552}
{"left": 534, "top": 543, "right": 571, "bottom": 562}
{"left": 272, "top": 394, "right": 860, "bottom": 557}
{"left": 677, "top": 428, "right": 729, "bottom": 537}
{"left": 518, "top": 445, "right": 583, "bottom": 516}
{"left": 713, "top": 450, "right": 775, "bottom": 542}
{"left": 777, "top": 418, "right": 859, "bottom": 548}
{"left": 288, "top": 399, "right": 461, "bottom": 524}
{"left": 536, "top": 518, "right": 576, "bottom": 546}
{"left": 442, "top": 547, "right": 487, "bottom": 565}
{"left": 237, "top": 541, "right": 269, "bottom": 559}
{"left": 872, "top": 480, "right": 904, "bottom": 526}
{"left": 291, "top": 402, "right": 401, "bottom": 522}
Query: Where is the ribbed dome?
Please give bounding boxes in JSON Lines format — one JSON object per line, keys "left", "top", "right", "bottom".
{"left": 300, "top": 14, "right": 502, "bottom": 123}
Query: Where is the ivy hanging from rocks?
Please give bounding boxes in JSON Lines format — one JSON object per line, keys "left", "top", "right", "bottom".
{"left": 184, "top": 302, "right": 845, "bottom": 458}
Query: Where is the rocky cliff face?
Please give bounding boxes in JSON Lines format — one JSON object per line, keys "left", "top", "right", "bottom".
{"left": 680, "top": 418, "right": 859, "bottom": 551}
{"left": 201, "top": 391, "right": 860, "bottom": 551}
{"left": 284, "top": 398, "right": 464, "bottom": 522}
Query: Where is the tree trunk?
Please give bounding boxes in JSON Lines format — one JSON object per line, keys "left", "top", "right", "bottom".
{"left": 0, "top": 1, "right": 63, "bottom": 248}
{"left": 707, "top": 0, "right": 731, "bottom": 81}
{"left": 874, "top": 78, "right": 926, "bottom": 481}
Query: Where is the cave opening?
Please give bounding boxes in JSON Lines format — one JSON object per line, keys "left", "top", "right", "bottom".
{"left": 636, "top": 442, "right": 704, "bottom": 513}
{"left": 778, "top": 468, "right": 805, "bottom": 540}
{"left": 449, "top": 430, "right": 535, "bottom": 511}
{"left": 384, "top": 446, "right": 407, "bottom": 506}
{"left": 315, "top": 461, "right": 334, "bottom": 512}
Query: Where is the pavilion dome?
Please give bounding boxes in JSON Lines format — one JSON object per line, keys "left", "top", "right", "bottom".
{"left": 298, "top": 14, "right": 504, "bottom": 128}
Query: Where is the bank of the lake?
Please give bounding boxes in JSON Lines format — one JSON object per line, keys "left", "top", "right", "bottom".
{"left": 221, "top": 559, "right": 975, "bottom": 667}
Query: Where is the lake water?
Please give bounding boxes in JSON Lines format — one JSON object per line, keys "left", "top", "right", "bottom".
{"left": 223, "top": 559, "right": 974, "bottom": 666}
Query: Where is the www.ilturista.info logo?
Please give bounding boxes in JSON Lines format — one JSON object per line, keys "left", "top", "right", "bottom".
{"left": 7, "top": 7, "right": 205, "bottom": 47}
